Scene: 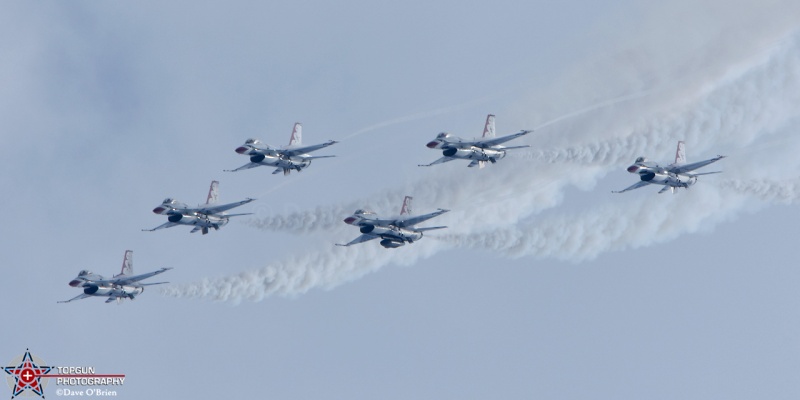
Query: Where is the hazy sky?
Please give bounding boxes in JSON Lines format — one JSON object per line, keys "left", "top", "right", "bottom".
{"left": 2, "top": 1, "right": 800, "bottom": 399}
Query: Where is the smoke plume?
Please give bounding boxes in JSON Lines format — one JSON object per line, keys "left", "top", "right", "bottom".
{"left": 166, "top": 27, "right": 800, "bottom": 303}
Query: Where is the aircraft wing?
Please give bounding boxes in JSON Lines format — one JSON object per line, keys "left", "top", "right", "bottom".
{"left": 224, "top": 213, "right": 253, "bottom": 217}
{"left": 58, "top": 293, "right": 92, "bottom": 303}
{"left": 472, "top": 130, "right": 531, "bottom": 148}
{"left": 142, "top": 221, "right": 179, "bottom": 232}
{"left": 101, "top": 267, "right": 173, "bottom": 286}
{"left": 282, "top": 141, "right": 338, "bottom": 156}
{"left": 669, "top": 155, "right": 725, "bottom": 174}
{"left": 414, "top": 225, "right": 447, "bottom": 232}
{"left": 197, "top": 198, "right": 255, "bottom": 215}
{"left": 224, "top": 162, "right": 263, "bottom": 172}
{"left": 336, "top": 234, "right": 378, "bottom": 247}
{"left": 419, "top": 157, "right": 456, "bottom": 167}
{"left": 396, "top": 209, "right": 450, "bottom": 228}
{"left": 612, "top": 181, "right": 650, "bottom": 193}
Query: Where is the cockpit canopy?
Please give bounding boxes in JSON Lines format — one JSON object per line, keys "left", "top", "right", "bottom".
{"left": 353, "top": 209, "right": 375, "bottom": 215}
{"left": 162, "top": 198, "right": 174, "bottom": 204}
{"left": 78, "top": 270, "right": 91, "bottom": 276}
{"left": 634, "top": 157, "right": 647, "bottom": 163}
{"left": 245, "top": 138, "right": 268, "bottom": 147}
{"left": 436, "top": 132, "right": 450, "bottom": 139}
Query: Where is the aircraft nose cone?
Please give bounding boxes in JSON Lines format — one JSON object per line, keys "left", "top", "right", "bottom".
{"left": 426, "top": 141, "right": 439, "bottom": 149}
{"left": 153, "top": 206, "right": 166, "bottom": 214}
{"left": 343, "top": 217, "right": 356, "bottom": 225}
{"left": 626, "top": 165, "right": 639, "bottom": 173}
{"left": 69, "top": 279, "right": 81, "bottom": 287}
{"left": 235, "top": 146, "right": 248, "bottom": 154}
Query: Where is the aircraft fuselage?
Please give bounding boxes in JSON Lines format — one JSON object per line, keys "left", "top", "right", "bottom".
{"left": 359, "top": 224, "right": 423, "bottom": 247}
{"left": 441, "top": 145, "right": 507, "bottom": 163}
{"left": 628, "top": 165, "right": 698, "bottom": 189}
{"left": 166, "top": 211, "right": 229, "bottom": 229}
{"left": 82, "top": 284, "right": 143, "bottom": 299}
{"left": 247, "top": 152, "right": 311, "bottom": 171}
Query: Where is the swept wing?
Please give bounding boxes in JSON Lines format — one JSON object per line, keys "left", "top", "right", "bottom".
{"left": 668, "top": 155, "right": 726, "bottom": 174}
{"left": 142, "top": 221, "right": 179, "bottom": 232}
{"left": 94, "top": 267, "right": 173, "bottom": 286}
{"left": 196, "top": 198, "right": 255, "bottom": 215}
{"left": 281, "top": 140, "right": 338, "bottom": 157}
{"left": 336, "top": 234, "right": 379, "bottom": 247}
{"left": 465, "top": 130, "right": 531, "bottom": 148}
{"left": 394, "top": 209, "right": 450, "bottom": 228}
{"left": 612, "top": 181, "right": 650, "bottom": 193}
{"left": 419, "top": 157, "right": 457, "bottom": 167}
{"left": 363, "top": 209, "right": 449, "bottom": 228}
{"left": 224, "top": 162, "right": 263, "bottom": 172}
{"left": 414, "top": 226, "right": 447, "bottom": 232}
{"left": 58, "top": 293, "right": 92, "bottom": 303}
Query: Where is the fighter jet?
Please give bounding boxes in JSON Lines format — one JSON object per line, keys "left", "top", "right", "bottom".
{"left": 613, "top": 141, "right": 725, "bottom": 194}
{"left": 337, "top": 196, "right": 449, "bottom": 248}
{"left": 143, "top": 180, "right": 254, "bottom": 234}
{"left": 225, "top": 122, "right": 337, "bottom": 175}
{"left": 419, "top": 114, "right": 531, "bottom": 168}
{"left": 59, "top": 250, "right": 172, "bottom": 304}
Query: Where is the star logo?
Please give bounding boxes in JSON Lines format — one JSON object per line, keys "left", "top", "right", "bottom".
{"left": 4, "top": 349, "right": 51, "bottom": 398}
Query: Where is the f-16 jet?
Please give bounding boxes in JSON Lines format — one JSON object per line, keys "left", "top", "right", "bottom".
{"left": 143, "top": 180, "right": 254, "bottom": 234}
{"left": 613, "top": 141, "right": 725, "bottom": 194}
{"left": 59, "top": 250, "right": 171, "bottom": 304}
{"left": 225, "top": 122, "right": 337, "bottom": 175}
{"left": 337, "top": 196, "right": 449, "bottom": 248}
{"left": 420, "top": 114, "right": 531, "bottom": 168}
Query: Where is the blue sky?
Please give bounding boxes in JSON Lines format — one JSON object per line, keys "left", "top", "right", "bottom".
{"left": 2, "top": 1, "right": 800, "bottom": 398}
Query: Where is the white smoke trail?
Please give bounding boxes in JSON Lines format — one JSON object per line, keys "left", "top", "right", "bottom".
{"left": 172, "top": 178, "right": 798, "bottom": 302}
{"left": 169, "top": 29, "right": 800, "bottom": 303}
{"left": 719, "top": 179, "right": 800, "bottom": 204}
{"left": 533, "top": 90, "right": 651, "bottom": 130}
{"left": 437, "top": 185, "right": 754, "bottom": 262}
{"left": 249, "top": 33, "right": 800, "bottom": 235}
{"left": 516, "top": 32, "right": 800, "bottom": 167}
{"left": 162, "top": 236, "right": 448, "bottom": 302}
{"left": 343, "top": 96, "right": 495, "bottom": 140}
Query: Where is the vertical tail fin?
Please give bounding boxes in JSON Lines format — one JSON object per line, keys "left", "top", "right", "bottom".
{"left": 674, "top": 141, "right": 686, "bottom": 165}
{"left": 116, "top": 250, "right": 133, "bottom": 277}
{"left": 289, "top": 123, "right": 302, "bottom": 146}
{"left": 482, "top": 114, "right": 496, "bottom": 138}
{"left": 400, "top": 196, "right": 413, "bottom": 215}
{"left": 206, "top": 180, "right": 219, "bottom": 204}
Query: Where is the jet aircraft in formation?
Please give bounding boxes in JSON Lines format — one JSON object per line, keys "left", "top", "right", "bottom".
{"left": 61, "top": 114, "right": 730, "bottom": 304}
{"left": 337, "top": 196, "right": 449, "bottom": 248}
{"left": 420, "top": 114, "right": 531, "bottom": 168}
{"left": 613, "top": 141, "right": 726, "bottom": 194}
{"left": 226, "top": 122, "right": 337, "bottom": 175}
{"left": 143, "top": 180, "right": 254, "bottom": 234}
{"left": 59, "top": 250, "right": 172, "bottom": 304}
